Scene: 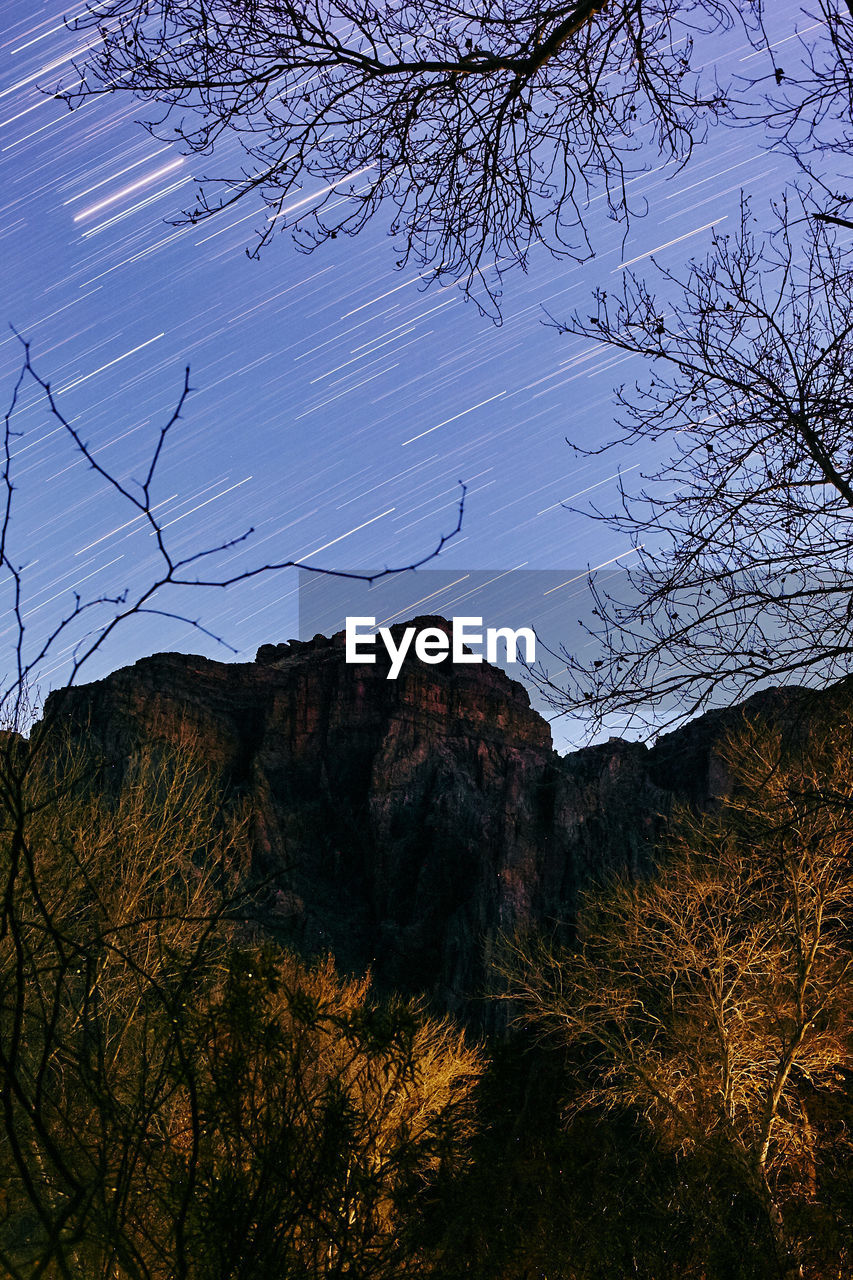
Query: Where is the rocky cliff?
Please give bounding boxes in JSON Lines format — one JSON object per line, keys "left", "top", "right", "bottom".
{"left": 42, "top": 618, "right": 844, "bottom": 1021}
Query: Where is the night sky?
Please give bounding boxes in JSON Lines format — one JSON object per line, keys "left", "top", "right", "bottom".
{"left": 2, "top": 0, "right": 806, "bottom": 743}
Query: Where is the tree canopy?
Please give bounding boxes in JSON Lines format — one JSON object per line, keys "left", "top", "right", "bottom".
{"left": 64, "top": 1, "right": 853, "bottom": 311}
{"left": 502, "top": 712, "right": 853, "bottom": 1278}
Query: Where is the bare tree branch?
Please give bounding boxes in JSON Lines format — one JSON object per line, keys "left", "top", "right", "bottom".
{"left": 1, "top": 331, "right": 465, "bottom": 733}
{"left": 534, "top": 198, "right": 853, "bottom": 734}
{"left": 59, "top": 0, "right": 744, "bottom": 315}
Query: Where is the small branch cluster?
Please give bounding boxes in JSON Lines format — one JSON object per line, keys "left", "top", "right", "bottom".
{"left": 63, "top": 0, "right": 740, "bottom": 314}
{"left": 1, "top": 331, "right": 464, "bottom": 732}
{"left": 537, "top": 199, "right": 853, "bottom": 732}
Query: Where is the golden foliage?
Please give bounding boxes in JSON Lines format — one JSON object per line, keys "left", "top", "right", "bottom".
{"left": 0, "top": 728, "right": 481, "bottom": 1278}
{"left": 501, "top": 714, "right": 853, "bottom": 1275}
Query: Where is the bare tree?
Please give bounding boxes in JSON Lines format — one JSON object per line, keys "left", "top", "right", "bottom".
{"left": 755, "top": 0, "right": 853, "bottom": 220}
{"left": 0, "top": 731, "right": 483, "bottom": 1277}
{"left": 0, "top": 340, "right": 465, "bottom": 1276}
{"left": 500, "top": 714, "right": 853, "bottom": 1279}
{"left": 537, "top": 200, "right": 853, "bottom": 733}
{"left": 0, "top": 737, "right": 247, "bottom": 1278}
{"left": 63, "top": 0, "right": 743, "bottom": 314}
{"left": 59, "top": 1, "right": 853, "bottom": 313}
{"left": 2, "top": 333, "right": 464, "bottom": 735}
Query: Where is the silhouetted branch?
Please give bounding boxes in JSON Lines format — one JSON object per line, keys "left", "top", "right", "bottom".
{"left": 1, "top": 331, "right": 465, "bottom": 730}
{"left": 814, "top": 211, "right": 853, "bottom": 231}
{"left": 534, "top": 198, "right": 853, "bottom": 733}
{"left": 61, "top": 0, "right": 744, "bottom": 315}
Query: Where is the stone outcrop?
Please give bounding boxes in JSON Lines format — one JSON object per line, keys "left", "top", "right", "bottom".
{"left": 42, "top": 617, "right": 845, "bottom": 1021}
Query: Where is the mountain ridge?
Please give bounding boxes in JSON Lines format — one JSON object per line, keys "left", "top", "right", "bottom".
{"left": 42, "top": 617, "right": 847, "bottom": 1022}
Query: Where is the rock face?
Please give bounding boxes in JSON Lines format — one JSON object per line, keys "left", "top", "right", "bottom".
{"left": 42, "top": 618, "right": 842, "bottom": 1021}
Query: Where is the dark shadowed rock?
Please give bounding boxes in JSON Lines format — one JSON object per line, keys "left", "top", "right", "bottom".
{"left": 41, "top": 619, "right": 851, "bottom": 1022}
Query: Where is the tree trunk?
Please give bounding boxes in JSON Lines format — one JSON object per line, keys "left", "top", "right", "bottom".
{"left": 757, "top": 1176, "right": 803, "bottom": 1280}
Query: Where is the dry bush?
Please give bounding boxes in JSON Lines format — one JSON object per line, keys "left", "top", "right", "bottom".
{"left": 501, "top": 714, "right": 853, "bottom": 1278}
{"left": 0, "top": 731, "right": 482, "bottom": 1279}
{"left": 0, "top": 732, "right": 247, "bottom": 1278}
{"left": 184, "top": 949, "right": 484, "bottom": 1279}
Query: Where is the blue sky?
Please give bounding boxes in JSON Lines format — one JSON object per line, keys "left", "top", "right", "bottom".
{"left": 1, "top": 0, "right": 807, "bottom": 742}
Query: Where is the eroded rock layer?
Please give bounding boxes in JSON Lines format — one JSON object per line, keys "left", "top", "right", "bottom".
{"left": 43, "top": 618, "right": 837, "bottom": 1019}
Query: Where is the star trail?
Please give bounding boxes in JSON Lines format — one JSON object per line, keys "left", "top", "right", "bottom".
{"left": 1, "top": 0, "right": 805, "bottom": 738}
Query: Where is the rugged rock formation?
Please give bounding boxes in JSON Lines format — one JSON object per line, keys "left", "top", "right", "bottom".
{"left": 42, "top": 618, "right": 844, "bottom": 1021}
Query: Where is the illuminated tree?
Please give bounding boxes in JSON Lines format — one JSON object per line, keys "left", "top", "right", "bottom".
{"left": 0, "top": 733, "right": 482, "bottom": 1277}
{"left": 0, "top": 737, "right": 246, "bottom": 1277}
{"left": 502, "top": 714, "right": 853, "bottom": 1278}
{"left": 184, "top": 949, "right": 483, "bottom": 1279}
